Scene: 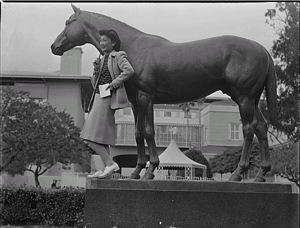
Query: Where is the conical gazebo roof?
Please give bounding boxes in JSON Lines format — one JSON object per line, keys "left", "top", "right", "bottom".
{"left": 158, "top": 140, "right": 206, "bottom": 169}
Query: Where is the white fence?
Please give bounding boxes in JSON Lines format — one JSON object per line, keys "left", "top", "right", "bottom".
{"left": 1, "top": 171, "right": 89, "bottom": 189}
{"left": 61, "top": 172, "right": 89, "bottom": 188}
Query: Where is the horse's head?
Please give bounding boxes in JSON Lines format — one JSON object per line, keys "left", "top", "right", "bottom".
{"left": 51, "top": 4, "right": 90, "bottom": 56}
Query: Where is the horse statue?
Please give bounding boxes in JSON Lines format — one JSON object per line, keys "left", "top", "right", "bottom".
{"left": 51, "top": 4, "right": 277, "bottom": 182}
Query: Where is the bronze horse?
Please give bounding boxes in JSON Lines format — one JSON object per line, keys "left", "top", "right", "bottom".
{"left": 51, "top": 4, "right": 277, "bottom": 182}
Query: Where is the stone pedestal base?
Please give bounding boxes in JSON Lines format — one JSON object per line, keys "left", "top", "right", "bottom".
{"left": 84, "top": 180, "right": 298, "bottom": 228}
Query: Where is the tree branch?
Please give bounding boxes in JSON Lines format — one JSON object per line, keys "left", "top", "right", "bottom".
{"left": 268, "top": 130, "right": 284, "bottom": 144}
{"left": 0, "top": 152, "right": 18, "bottom": 172}
{"left": 25, "top": 168, "right": 35, "bottom": 174}
{"left": 38, "top": 164, "right": 54, "bottom": 176}
{"left": 280, "top": 166, "right": 300, "bottom": 187}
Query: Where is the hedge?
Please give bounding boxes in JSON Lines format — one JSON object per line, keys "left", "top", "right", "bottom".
{"left": 0, "top": 185, "right": 85, "bottom": 227}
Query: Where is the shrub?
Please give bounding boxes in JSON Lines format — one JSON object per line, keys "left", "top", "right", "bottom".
{"left": 0, "top": 184, "right": 85, "bottom": 227}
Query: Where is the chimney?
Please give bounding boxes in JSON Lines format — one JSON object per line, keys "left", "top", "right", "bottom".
{"left": 60, "top": 48, "right": 83, "bottom": 75}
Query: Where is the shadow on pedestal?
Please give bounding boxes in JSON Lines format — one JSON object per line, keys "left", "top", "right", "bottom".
{"left": 84, "top": 180, "right": 299, "bottom": 228}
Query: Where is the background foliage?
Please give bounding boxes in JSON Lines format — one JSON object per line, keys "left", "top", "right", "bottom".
{"left": 177, "top": 148, "right": 213, "bottom": 178}
{"left": 209, "top": 140, "right": 260, "bottom": 177}
{"left": 0, "top": 86, "right": 90, "bottom": 187}
{"left": 264, "top": 2, "right": 299, "bottom": 141}
{"left": 270, "top": 142, "right": 299, "bottom": 186}
{"left": 0, "top": 185, "right": 85, "bottom": 227}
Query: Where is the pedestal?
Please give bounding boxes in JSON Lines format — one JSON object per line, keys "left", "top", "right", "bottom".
{"left": 84, "top": 180, "right": 298, "bottom": 228}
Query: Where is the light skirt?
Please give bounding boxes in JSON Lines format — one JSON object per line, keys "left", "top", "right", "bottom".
{"left": 80, "top": 94, "right": 115, "bottom": 145}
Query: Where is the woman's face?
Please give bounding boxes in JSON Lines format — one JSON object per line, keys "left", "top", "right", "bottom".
{"left": 100, "top": 35, "right": 115, "bottom": 54}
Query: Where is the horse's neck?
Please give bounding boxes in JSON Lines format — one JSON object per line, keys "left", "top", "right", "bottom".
{"left": 83, "top": 11, "right": 144, "bottom": 51}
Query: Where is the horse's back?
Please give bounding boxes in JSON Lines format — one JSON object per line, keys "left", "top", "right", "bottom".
{"left": 125, "top": 34, "right": 269, "bottom": 104}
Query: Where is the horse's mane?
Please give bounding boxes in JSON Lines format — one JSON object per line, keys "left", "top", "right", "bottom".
{"left": 86, "top": 11, "right": 141, "bottom": 32}
{"left": 85, "top": 10, "right": 170, "bottom": 43}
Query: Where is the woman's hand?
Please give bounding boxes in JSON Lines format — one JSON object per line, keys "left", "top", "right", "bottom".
{"left": 106, "top": 82, "right": 120, "bottom": 91}
{"left": 93, "top": 58, "right": 101, "bottom": 68}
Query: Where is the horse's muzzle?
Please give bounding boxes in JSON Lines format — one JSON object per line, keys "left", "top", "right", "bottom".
{"left": 51, "top": 44, "right": 64, "bottom": 56}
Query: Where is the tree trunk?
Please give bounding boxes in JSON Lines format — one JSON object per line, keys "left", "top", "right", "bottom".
{"left": 297, "top": 93, "right": 300, "bottom": 171}
{"left": 187, "top": 114, "right": 191, "bottom": 149}
{"left": 198, "top": 98, "right": 204, "bottom": 149}
{"left": 34, "top": 168, "right": 40, "bottom": 187}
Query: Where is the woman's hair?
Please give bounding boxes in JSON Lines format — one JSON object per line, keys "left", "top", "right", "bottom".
{"left": 99, "top": 29, "right": 121, "bottom": 51}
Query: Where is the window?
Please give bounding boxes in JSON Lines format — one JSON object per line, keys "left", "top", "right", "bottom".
{"left": 115, "top": 123, "right": 135, "bottom": 145}
{"left": 229, "top": 123, "right": 241, "bottom": 140}
{"left": 164, "top": 111, "right": 171, "bottom": 117}
{"left": 184, "top": 112, "right": 191, "bottom": 118}
{"left": 116, "top": 109, "right": 123, "bottom": 115}
{"left": 115, "top": 123, "right": 200, "bottom": 147}
{"left": 123, "top": 108, "right": 131, "bottom": 115}
{"left": 204, "top": 127, "right": 208, "bottom": 141}
{"left": 14, "top": 83, "right": 47, "bottom": 99}
{"left": 155, "top": 125, "right": 199, "bottom": 147}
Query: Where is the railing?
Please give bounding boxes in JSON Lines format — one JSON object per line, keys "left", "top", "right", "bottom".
{"left": 110, "top": 174, "right": 213, "bottom": 181}
{"left": 111, "top": 173, "right": 130, "bottom": 179}
{"left": 115, "top": 123, "right": 199, "bottom": 147}
{"left": 163, "top": 175, "right": 210, "bottom": 181}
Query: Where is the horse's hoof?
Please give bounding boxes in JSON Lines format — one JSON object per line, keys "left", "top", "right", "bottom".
{"left": 129, "top": 173, "right": 141, "bottom": 179}
{"left": 141, "top": 173, "right": 155, "bottom": 180}
{"left": 228, "top": 175, "right": 242, "bottom": 182}
{"left": 254, "top": 176, "right": 266, "bottom": 182}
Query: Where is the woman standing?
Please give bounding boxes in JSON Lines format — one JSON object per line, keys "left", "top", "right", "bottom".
{"left": 81, "top": 29, "right": 134, "bottom": 179}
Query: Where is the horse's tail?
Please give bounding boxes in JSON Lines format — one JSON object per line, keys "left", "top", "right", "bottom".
{"left": 265, "top": 52, "right": 277, "bottom": 126}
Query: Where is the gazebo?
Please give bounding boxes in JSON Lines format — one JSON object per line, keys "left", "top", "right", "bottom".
{"left": 149, "top": 140, "right": 207, "bottom": 180}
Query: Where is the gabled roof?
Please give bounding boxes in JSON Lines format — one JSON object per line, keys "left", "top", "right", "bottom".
{"left": 210, "top": 99, "right": 237, "bottom": 106}
{"left": 158, "top": 140, "right": 206, "bottom": 169}
{"left": 0, "top": 70, "right": 91, "bottom": 82}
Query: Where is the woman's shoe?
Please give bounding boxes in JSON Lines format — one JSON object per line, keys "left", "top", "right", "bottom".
{"left": 97, "top": 162, "right": 119, "bottom": 179}
{"left": 87, "top": 170, "right": 103, "bottom": 178}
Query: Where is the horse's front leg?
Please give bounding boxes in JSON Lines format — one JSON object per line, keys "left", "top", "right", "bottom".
{"left": 129, "top": 103, "right": 147, "bottom": 179}
{"left": 136, "top": 92, "right": 158, "bottom": 180}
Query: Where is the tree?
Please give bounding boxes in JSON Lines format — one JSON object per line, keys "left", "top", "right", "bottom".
{"left": 0, "top": 86, "right": 89, "bottom": 187}
{"left": 270, "top": 142, "right": 299, "bottom": 187}
{"left": 178, "top": 148, "right": 213, "bottom": 178}
{"left": 185, "top": 148, "right": 213, "bottom": 178}
{"left": 209, "top": 140, "right": 261, "bottom": 178}
{"left": 264, "top": 2, "right": 299, "bottom": 187}
{"left": 210, "top": 149, "right": 240, "bottom": 176}
{"left": 179, "top": 102, "right": 196, "bottom": 149}
{"left": 264, "top": 2, "right": 299, "bottom": 142}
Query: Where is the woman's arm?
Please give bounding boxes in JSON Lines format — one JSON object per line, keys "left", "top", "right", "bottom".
{"left": 110, "top": 51, "right": 134, "bottom": 86}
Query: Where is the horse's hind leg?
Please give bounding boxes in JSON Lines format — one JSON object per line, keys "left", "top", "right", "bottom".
{"left": 229, "top": 98, "right": 257, "bottom": 181}
{"left": 253, "top": 109, "right": 271, "bottom": 182}
{"left": 129, "top": 102, "right": 147, "bottom": 179}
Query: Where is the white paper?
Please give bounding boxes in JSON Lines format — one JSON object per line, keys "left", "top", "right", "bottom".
{"left": 99, "top": 83, "right": 111, "bottom": 98}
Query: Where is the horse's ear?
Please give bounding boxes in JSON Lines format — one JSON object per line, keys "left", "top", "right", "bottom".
{"left": 71, "top": 4, "right": 80, "bottom": 13}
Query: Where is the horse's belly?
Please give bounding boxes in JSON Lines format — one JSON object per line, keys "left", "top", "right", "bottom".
{"left": 154, "top": 83, "right": 220, "bottom": 104}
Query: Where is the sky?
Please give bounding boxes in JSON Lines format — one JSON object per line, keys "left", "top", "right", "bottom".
{"left": 2, "top": 2, "right": 278, "bottom": 77}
